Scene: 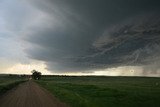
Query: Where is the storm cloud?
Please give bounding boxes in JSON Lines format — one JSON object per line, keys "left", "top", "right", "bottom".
{"left": 23, "top": 0, "right": 160, "bottom": 74}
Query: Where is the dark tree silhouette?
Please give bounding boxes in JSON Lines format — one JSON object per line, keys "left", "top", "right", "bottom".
{"left": 31, "top": 70, "right": 42, "bottom": 80}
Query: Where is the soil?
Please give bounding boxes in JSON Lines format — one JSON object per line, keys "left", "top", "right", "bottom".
{"left": 0, "top": 81, "right": 68, "bottom": 107}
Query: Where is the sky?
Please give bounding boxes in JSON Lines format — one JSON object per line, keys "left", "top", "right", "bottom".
{"left": 0, "top": 0, "right": 160, "bottom": 76}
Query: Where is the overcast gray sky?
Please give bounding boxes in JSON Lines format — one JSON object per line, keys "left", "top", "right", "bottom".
{"left": 0, "top": 0, "right": 160, "bottom": 76}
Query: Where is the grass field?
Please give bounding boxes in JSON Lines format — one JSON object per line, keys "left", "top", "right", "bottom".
{"left": 0, "top": 75, "right": 27, "bottom": 95}
{"left": 37, "top": 76, "right": 160, "bottom": 107}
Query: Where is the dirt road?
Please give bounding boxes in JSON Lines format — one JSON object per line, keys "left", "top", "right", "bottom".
{"left": 0, "top": 81, "right": 68, "bottom": 107}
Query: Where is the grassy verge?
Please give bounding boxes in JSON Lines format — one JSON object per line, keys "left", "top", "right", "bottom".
{"left": 0, "top": 75, "right": 27, "bottom": 95}
{"left": 37, "top": 76, "right": 160, "bottom": 107}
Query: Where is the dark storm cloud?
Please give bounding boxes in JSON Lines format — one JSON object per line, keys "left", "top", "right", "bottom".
{"left": 25, "top": 0, "right": 160, "bottom": 72}
{"left": 85, "top": 14, "right": 160, "bottom": 67}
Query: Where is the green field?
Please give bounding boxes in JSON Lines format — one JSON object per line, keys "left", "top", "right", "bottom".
{"left": 37, "top": 76, "right": 160, "bottom": 107}
{"left": 0, "top": 75, "right": 26, "bottom": 95}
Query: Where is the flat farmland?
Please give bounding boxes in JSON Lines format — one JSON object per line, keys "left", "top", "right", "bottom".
{"left": 0, "top": 75, "right": 26, "bottom": 95}
{"left": 37, "top": 76, "right": 160, "bottom": 107}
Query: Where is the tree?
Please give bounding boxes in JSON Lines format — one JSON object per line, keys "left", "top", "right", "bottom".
{"left": 31, "top": 70, "right": 42, "bottom": 80}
